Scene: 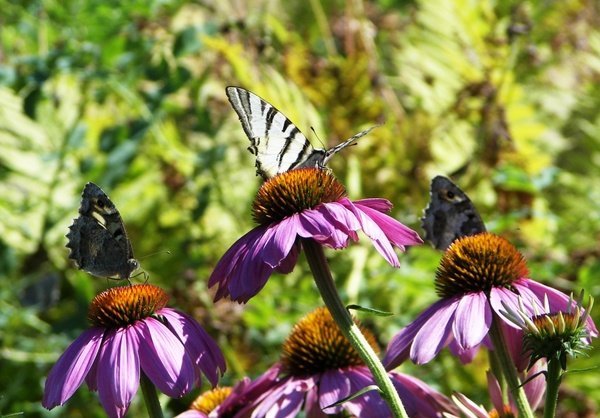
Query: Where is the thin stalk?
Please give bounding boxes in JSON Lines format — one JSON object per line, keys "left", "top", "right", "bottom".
{"left": 543, "top": 358, "right": 562, "bottom": 418}
{"left": 301, "top": 238, "right": 408, "bottom": 418}
{"left": 140, "top": 372, "right": 164, "bottom": 418}
{"left": 488, "top": 314, "right": 534, "bottom": 418}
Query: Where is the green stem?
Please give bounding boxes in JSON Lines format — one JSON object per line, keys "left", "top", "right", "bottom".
{"left": 301, "top": 238, "right": 408, "bottom": 418}
{"left": 543, "top": 358, "right": 562, "bottom": 418}
{"left": 488, "top": 314, "right": 534, "bottom": 418}
{"left": 140, "top": 372, "right": 164, "bottom": 418}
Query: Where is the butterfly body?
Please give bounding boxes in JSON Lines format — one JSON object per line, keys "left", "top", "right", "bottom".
{"left": 226, "top": 86, "right": 374, "bottom": 179}
{"left": 422, "top": 176, "right": 486, "bottom": 251}
{"left": 66, "top": 182, "right": 139, "bottom": 279}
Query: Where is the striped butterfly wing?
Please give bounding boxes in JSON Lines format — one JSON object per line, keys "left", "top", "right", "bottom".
{"left": 226, "top": 86, "right": 316, "bottom": 179}
{"left": 226, "top": 86, "right": 376, "bottom": 179}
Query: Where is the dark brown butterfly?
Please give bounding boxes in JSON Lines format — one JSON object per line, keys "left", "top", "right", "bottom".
{"left": 422, "top": 176, "right": 486, "bottom": 251}
{"left": 66, "top": 182, "right": 139, "bottom": 279}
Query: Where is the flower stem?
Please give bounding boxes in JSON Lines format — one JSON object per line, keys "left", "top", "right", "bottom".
{"left": 543, "top": 358, "right": 562, "bottom": 418}
{"left": 301, "top": 238, "right": 409, "bottom": 418}
{"left": 140, "top": 372, "right": 164, "bottom": 418}
{"left": 488, "top": 314, "right": 534, "bottom": 418}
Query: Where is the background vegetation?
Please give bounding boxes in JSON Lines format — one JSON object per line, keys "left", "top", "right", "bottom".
{"left": 1, "top": 0, "right": 599, "bottom": 416}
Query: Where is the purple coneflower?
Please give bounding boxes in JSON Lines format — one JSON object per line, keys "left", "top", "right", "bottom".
{"left": 213, "top": 307, "right": 455, "bottom": 418}
{"left": 383, "top": 232, "right": 598, "bottom": 368}
{"left": 208, "top": 168, "right": 422, "bottom": 303}
{"left": 43, "top": 284, "right": 226, "bottom": 418}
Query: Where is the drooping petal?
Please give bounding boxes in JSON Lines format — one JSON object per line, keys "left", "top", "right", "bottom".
{"left": 43, "top": 328, "right": 104, "bottom": 408}
{"left": 352, "top": 200, "right": 423, "bottom": 247}
{"left": 159, "top": 309, "right": 225, "bottom": 387}
{"left": 338, "top": 198, "right": 402, "bottom": 266}
{"left": 352, "top": 198, "right": 393, "bottom": 213}
{"left": 260, "top": 217, "right": 299, "bottom": 268}
{"left": 384, "top": 299, "right": 452, "bottom": 370}
{"left": 208, "top": 226, "right": 267, "bottom": 301}
{"left": 489, "top": 287, "right": 523, "bottom": 326}
{"left": 452, "top": 292, "right": 491, "bottom": 350}
{"left": 296, "top": 210, "right": 349, "bottom": 248}
{"left": 411, "top": 298, "right": 459, "bottom": 364}
{"left": 448, "top": 340, "right": 481, "bottom": 364}
{"left": 137, "top": 317, "right": 195, "bottom": 397}
{"left": 96, "top": 328, "right": 140, "bottom": 418}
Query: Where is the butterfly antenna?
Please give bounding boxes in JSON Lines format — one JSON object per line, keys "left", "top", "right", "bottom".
{"left": 310, "top": 126, "right": 326, "bottom": 148}
{"left": 138, "top": 250, "right": 172, "bottom": 260}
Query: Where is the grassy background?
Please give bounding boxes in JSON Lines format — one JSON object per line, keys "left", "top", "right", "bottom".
{"left": 1, "top": 0, "right": 599, "bottom": 416}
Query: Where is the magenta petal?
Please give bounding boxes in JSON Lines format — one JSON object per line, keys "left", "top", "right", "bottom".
{"left": 159, "top": 309, "right": 225, "bottom": 386}
{"left": 339, "top": 199, "right": 401, "bottom": 266}
{"left": 352, "top": 198, "right": 393, "bottom": 213}
{"left": 96, "top": 328, "right": 139, "bottom": 418}
{"left": 411, "top": 298, "right": 458, "bottom": 364}
{"left": 353, "top": 201, "right": 423, "bottom": 247}
{"left": 137, "top": 318, "right": 195, "bottom": 397}
{"left": 452, "top": 292, "right": 491, "bottom": 350}
{"left": 43, "top": 328, "right": 104, "bottom": 408}
{"left": 251, "top": 377, "right": 309, "bottom": 418}
{"left": 448, "top": 339, "right": 481, "bottom": 364}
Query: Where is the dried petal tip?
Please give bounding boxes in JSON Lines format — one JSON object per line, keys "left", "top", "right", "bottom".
{"left": 252, "top": 168, "right": 346, "bottom": 224}
{"left": 88, "top": 284, "right": 169, "bottom": 328}
{"left": 190, "top": 386, "right": 233, "bottom": 414}
{"left": 281, "top": 307, "right": 378, "bottom": 376}
{"left": 435, "top": 233, "right": 528, "bottom": 298}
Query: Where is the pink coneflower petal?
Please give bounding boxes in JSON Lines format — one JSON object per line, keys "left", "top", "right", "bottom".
{"left": 159, "top": 309, "right": 226, "bottom": 387}
{"left": 138, "top": 317, "right": 195, "bottom": 397}
{"left": 261, "top": 218, "right": 298, "bottom": 268}
{"left": 448, "top": 340, "right": 480, "bottom": 364}
{"left": 252, "top": 377, "right": 308, "bottom": 418}
{"left": 96, "top": 328, "right": 140, "bottom": 418}
{"left": 42, "top": 328, "right": 104, "bottom": 408}
{"left": 354, "top": 198, "right": 393, "bottom": 212}
{"left": 453, "top": 292, "right": 491, "bottom": 350}
{"left": 340, "top": 199, "right": 402, "bottom": 267}
{"left": 352, "top": 199, "right": 423, "bottom": 247}
{"left": 411, "top": 298, "right": 458, "bottom": 364}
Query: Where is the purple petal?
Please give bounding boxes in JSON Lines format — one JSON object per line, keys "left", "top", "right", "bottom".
{"left": 383, "top": 300, "right": 451, "bottom": 370}
{"left": 159, "top": 309, "right": 225, "bottom": 386}
{"left": 452, "top": 292, "right": 491, "bottom": 350}
{"left": 390, "top": 371, "right": 457, "bottom": 417}
{"left": 448, "top": 339, "right": 481, "bottom": 363}
{"left": 318, "top": 369, "right": 351, "bottom": 413}
{"left": 260, "top": 217, "right": 298, "bottom": 268}
{"left": 43, "top": 328, "right": 104, "bottom": 408}
{"left": 208, "top": 226, "right": 267, "bottom": 300}
{"left": 251, "top": 376, "right": 311, "bottom": 418}
{"left": 137, "top": 317, "right": 195, "bottom": 397}
{"left": 96, "top": 328, "right": 140, "bottom": 418}
{"left": 411, "top": 298, "right": 459, "bottom": 364}
{"left": 489, "top": 287, "right": 524, "bottom": 327}
{"left": 296, "top": 210, "right": 349, "bottom": 248}
{"left": 276, "top": 242, "right": 300, "bottom": 274}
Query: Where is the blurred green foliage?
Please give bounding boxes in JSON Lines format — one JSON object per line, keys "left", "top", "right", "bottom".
{"left": 1, "top": 0, "right": 599, "bottom": 416}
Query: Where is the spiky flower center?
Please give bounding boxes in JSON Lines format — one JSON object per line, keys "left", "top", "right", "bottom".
{"left": 435, "top": 233, "right": 528, "bottom": 298}
{"left": 190, "top": 386, "right": 233, "bottom": 414}
{"left": 252, "top": 168, "right": 346, "bottom": 225}
{"left": 88, "top": 284, "right": 169, "bottom": 328}
{"left": 281, "top": 307, "right": 379, "bottom": 376}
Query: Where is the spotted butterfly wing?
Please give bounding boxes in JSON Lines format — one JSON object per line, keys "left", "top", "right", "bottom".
{"left": 66, "top": 182, "right": 139, "bottom": 279}
{"left": 421, "top": 176, "right": 486, "bottom": 251}
{"left": 226, "top": 86, "right": 375, "bottom": 179}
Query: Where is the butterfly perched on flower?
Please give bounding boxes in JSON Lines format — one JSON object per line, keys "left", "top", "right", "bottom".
{"left": 226, "top": 86, "right": 376, "bottom": 179}
{"left": 421, "top": 176, "right": 486, "bottom": 251}
{"left": 66, "top": 182, "right": 139, "bottom": 280}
